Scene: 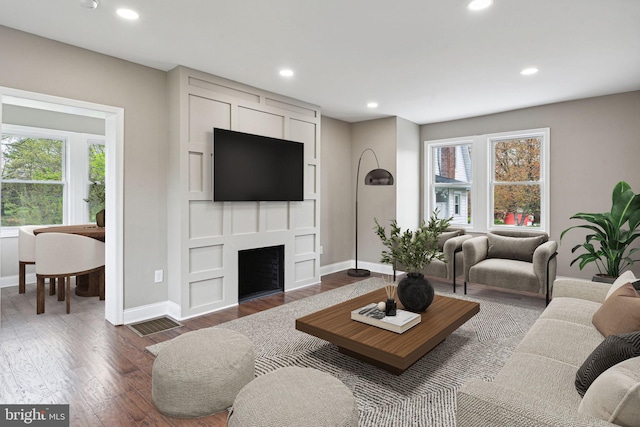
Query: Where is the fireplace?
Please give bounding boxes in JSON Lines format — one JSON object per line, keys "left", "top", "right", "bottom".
{"left": 238, "top": 245, "right": 284, "bottom": 302}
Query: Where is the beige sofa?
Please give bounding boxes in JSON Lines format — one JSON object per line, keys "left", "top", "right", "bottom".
{"left": 456, "top": 273, "right": 640, "bottom": 426}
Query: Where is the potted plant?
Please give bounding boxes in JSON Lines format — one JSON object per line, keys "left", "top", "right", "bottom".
{"left": 560, "top": 181, "right": 640, "bottom": 283}
{"left": 374, "top": 210, "right": 452, "bottom": 311}
{"left": 85, "top": 179, "right": 105, "bottom": 227}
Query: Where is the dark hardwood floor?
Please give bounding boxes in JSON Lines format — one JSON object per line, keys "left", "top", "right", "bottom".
{"left": 0, "top": 271, "right": 543, "bottom": 426}
{"left": 0, "top": 271, "right": 383, "bottom": 426}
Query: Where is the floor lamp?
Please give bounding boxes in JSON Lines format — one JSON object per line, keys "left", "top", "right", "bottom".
{"left": 347, "top": 148, "right": 394, "bottom": 277}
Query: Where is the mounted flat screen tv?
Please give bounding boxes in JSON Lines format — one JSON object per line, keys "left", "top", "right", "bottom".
{"left": 213, "top": 128, "right": 304, "bottom": 202}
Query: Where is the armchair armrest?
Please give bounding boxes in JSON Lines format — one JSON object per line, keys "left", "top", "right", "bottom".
{"left": 462, "top": 236, "right": 488, "bottom": 281}
{"left": 532, "top": 240, "right": 558, "bottom": 296}
{"left": 443, "top": 235, "right": 473, "bottom": 279}
{"left": 457, "top": 379, "right": 614, "bottom": 427}
{"left": 552, "top": 278, "right": 611, "bottom": 303}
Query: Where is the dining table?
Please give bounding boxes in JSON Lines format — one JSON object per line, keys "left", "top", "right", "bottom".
{"left": 33, "top": 224, "right": 106, "bottom": 298}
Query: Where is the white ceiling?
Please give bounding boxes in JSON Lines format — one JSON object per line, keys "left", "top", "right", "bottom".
{"left": 1, "top": 0, "right": 639, "bottom": 124}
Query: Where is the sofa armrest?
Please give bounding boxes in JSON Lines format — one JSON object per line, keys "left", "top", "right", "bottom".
{"left": 552, "top": 278, "right": 611, "bottom": 303}
{"left": 462, "top": 236, "right": 488, "bottom": 281}
{"left": 457, "top": 379, "right": 615, "bottom": 427}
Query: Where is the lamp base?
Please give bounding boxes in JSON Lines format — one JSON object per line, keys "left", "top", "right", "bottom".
{"left": 347, "top": 268, "right": 371, "bottom": 277}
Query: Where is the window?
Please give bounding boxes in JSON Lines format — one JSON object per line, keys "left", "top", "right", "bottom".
{"left": 0, "top": 124, "right": 105, "bottom": 234}
{"left": 430, "top": 143, "right": 472, "bottom": 226}
{"left": 491, "top": 136, "right": 542, "bottom": 227}
{"left": 1, "top": 133, "right": 65, "bottom": 227}
{"left": 424, "top": 128, "right": 549, "bottom": 232}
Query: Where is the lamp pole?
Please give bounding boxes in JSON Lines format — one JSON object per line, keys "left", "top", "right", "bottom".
{"left": 347, "top": 148, "right": 394, "bottom": 277}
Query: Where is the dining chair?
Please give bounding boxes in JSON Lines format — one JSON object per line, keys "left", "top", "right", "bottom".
{"left": 35, "top": 232, "right": 105, "bottom": 314}
{"left": 20, "top": 225, "right": 59, "bottom": 296}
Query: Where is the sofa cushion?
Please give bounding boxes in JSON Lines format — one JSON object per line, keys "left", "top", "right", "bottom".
{"left": 593, "top": 283, "right": 640, "bottom": 337}
{"left": 578, "top": 356, "right": 640, "bottom": 427}
{"left": 539, "top": 297, "right": 601, "bottom": 327}
{"left": 494, "top": 353, "right": 583, "bottom": 410}
{"left": 606, "top": 270, "right": 638, "bottom": 299}
{"left": 487, "top": 233, "right": 546, "bottom": 262}
{"left": 575, "top": 331, "right": 640, "bottom": 397}
{"left": 513, "top": 318, "right": 605, "bottom": 367}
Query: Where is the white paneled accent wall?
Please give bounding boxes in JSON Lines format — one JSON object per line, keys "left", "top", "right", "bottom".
{"left": 168, "top": 67, "right": 321, "bottom": 319}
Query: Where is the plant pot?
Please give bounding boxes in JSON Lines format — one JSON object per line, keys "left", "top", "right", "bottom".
{"left": 397, "top": 273, "right": 434, "bottom": 312}
{"left": 96, "top": 209, "right": 105, "bottom": 228}
{"left": 592, "top": 274, "right": 617, "bottom": 284}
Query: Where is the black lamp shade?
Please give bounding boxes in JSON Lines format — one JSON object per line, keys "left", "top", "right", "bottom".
{"left": 364, "top": 168, "right": 394, "bottom": 186}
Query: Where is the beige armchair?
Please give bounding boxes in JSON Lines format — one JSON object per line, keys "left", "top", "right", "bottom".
{"left": 462, "top": 230, "right": 558, "bottom": 304}
{"left": 395, "top": 228, "right": 473, "bottom": 292}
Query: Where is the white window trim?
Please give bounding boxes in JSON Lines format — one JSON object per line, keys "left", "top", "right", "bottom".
{"left": 423, "top": 127, "right": 550, "bottom": 233}
{"left": 0, "top": 124, "right": 104, "bottom": 237}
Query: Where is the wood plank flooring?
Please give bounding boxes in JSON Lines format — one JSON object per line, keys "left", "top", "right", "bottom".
{"left": 0, "top": 272, "right": 543, "bottom": 426}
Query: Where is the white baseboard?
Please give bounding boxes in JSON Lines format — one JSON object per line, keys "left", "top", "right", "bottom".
{"left": 123, "top": 301, "right": 173, "bottom": 325}
{"left": 320, "top": 260, "right": 396, "bottom": 276}
{"left": 0, "top": 273, "right": 35, "bottom": 289}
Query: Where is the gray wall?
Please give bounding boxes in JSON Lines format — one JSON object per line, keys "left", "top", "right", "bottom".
{"left": 351, "top": 117, "right": 398, "bottom": 268}
{"left": 0, "top": 25, "right": 169, "bottom": 309}
{"left": 320, "top": 117, "right": 353, "bottom": 267}
{"left": 421, "top": 91, "right": 640, "bottom": 279}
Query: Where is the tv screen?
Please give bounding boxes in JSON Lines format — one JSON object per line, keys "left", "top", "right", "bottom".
{"left": 213, "top": 128, "right": 304, "bottom": 202}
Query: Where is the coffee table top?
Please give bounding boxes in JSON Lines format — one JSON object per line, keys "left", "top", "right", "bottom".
{"left": 295, "top": 287, "right": 480, "bottom": 374}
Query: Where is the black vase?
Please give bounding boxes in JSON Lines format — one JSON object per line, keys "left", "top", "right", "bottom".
{"left": 397, "top": 273, "right": 434, "bottom": 312}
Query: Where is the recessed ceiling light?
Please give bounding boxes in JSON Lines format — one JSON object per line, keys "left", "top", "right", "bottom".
{"left": 521, "top": 67, "right": 539, "bottom": 76}
{"left": 467, "top": 0, "right": 493, "bottom": 11}
{"left": 80, "top": 0, "right": 99, "bottom": 9}
{"left": 279, "top": 69, "right": 294, "bottom": 77}
{"left": 367, "top": 102, "right": 378, "bottom": 109}
{"left": 116, "top": 8, "right": 140, "bottom": 20}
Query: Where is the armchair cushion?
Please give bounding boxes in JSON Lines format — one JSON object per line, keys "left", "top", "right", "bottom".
{"left": 593, "top": 283, "right": 640, "bottom": 337}
{"left": 487, "top": 233, "right": 547, "bottom": 263}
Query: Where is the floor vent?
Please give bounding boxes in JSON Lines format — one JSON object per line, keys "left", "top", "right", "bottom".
{"left": 127, "top": 316, "right": 183, "bottom": 337}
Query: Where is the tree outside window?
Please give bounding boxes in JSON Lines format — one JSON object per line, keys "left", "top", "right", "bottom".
{"left": 86, "top": 143, "right": 105, "bottom": 222}
{"left": 0, "top": 135, "right": 64, "bottom": 227}
{"left": 492, "top": 137, "right": 541, "bottom": 227}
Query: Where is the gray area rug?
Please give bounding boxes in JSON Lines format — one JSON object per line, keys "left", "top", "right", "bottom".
{"left": 147, "top": 278, "right": 544, "bottom": 426}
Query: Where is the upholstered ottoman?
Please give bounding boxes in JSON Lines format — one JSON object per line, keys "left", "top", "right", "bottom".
{"left": 227, "top": 366, "right": 359, "bottom": 427}
{"left": 152, "top": 328, "right": 255, "bottom": 418}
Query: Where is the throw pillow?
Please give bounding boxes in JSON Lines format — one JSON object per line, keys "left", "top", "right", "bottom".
{"left": 606, "top": 270, "right": 638, "bottom": 299}
{"left": 578, "top": 356, "right": 640, "bottom": 426}
{"left": 437, "top": 230, "right": 461, "bottom": 251}
{"left": 575, "top": 331, "right": 640, "bottom": 397}
{"left": 593, "top": 283, "right": 640, "bottom": 337}
{"left": 486, "top": 233, "right": 546, "bottom": 262}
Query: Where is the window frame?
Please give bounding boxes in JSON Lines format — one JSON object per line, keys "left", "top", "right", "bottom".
{"left": 0, "top": 124, "right": 105, "bottom": 237}
{"left": 424, "top": 127, "right": 550, "bottom": 233}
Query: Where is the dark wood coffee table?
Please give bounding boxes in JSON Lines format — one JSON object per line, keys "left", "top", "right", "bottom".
{"left": 295, "top": 288, "right": 479, "bottom": 374}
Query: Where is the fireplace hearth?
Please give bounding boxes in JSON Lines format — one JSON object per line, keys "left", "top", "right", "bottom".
{"left": 238, "top": 245, "right": 284, "bottom": 302}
